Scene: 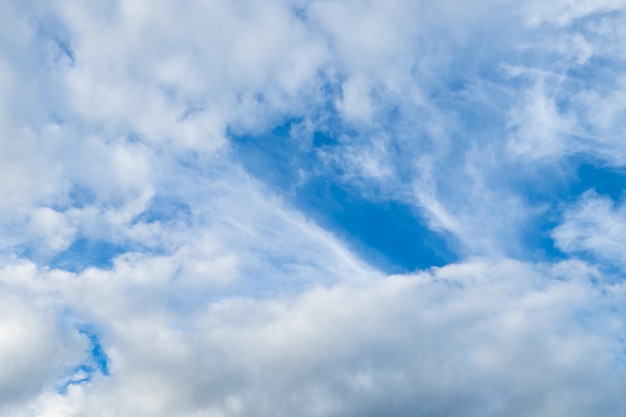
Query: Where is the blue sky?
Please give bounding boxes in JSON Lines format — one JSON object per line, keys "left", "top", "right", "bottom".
{"left": 1, "top": 1, "right": 626, "bottom": 416}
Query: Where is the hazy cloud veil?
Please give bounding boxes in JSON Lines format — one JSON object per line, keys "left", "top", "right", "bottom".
{"left": 1, "top": 0, "right": 626, "bottom": 416}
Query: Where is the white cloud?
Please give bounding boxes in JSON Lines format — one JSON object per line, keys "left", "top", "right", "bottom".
{"left": 523, "top": 0, "right": 626, "bottom": 27}
{"left": 506, "top": 80, "right": 578, "bottom": 160}
{"left": 0, "top": 265, "right": 87, "bottom": 408}
{"left": 338, "top": 76, "right": 374, "bottom": 122}
{"left": 553, "top": 191, "right": 626, "bottom": 269}
{"left": 505, "top": 4, "right": 626, "bottom": 165}
{"left": 27, "top": 207, "right": 75, "bottom": 253}
{"left": 2, "top": 258, "right": 625, "bottom": 416}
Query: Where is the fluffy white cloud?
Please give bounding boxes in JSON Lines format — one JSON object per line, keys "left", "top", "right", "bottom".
{"left": 1, "top": 259, "right": 625, "bottom": 416}
{"left": 553, "top": 191, "right": 626, "bottom": 269}
{"left": 0, "top": 264, "right": 87, "bottom": 409}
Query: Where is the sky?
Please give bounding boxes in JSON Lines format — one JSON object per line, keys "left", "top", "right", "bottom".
{"left": 1, "top": 0, "right": 626, "bottom": 416}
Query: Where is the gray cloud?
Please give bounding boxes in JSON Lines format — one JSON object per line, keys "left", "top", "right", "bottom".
{"left": 2, "top": 259, "right": 625, "bottom": 416}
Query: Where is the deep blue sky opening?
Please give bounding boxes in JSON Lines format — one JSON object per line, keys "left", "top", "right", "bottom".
{"left": 231, "top": 119, "right": 458, "bottom": 273}
{"left": 49, "top": 238, "right": 127, "bottom": 273}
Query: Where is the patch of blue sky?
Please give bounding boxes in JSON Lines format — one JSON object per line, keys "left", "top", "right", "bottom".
{"left": 231, "top": 118, "right": 319, "bottom": 191}
{"left": 572, "top": 163, "right": 626, "bottom": 203}
{"left": 312, "top": 128, "right": 339, "bottom": 148}
{"left": 66, "top": 184, "right": 98, "bottom": 209}
{"left": 135, "top": 193, "right": 193, "bottom": 225}
{"left": 503, "top": 156, "right": 626, "bottom": 263}
{"left": 77, "top": 325, "right": 110, "bottom": 376}
{"left": 510, "top": 158, "right": 626, "bottom": 207}
{"left": 57, "top": 364, "right": 97, "bottom": 394}
{"left": 229, "top": 70, "right": 520, "bottom": 272}
{"left": 57, "top": 326, "right": 110, "bottom": 394}
{"left": 47, "top": 184, "right": 97, "bottom": 213}
{"left": 296, "top": 179, "right": 458, "bottom": 272}
{"left": 517, "top": 206, "right": 569, "bottom": 262}
{"left": 125, "top": 131, "right": 144, "bottom": 143}
{"left": 523, "top": 227, "right": 568, "bottom": 262}
{"left": 232, "top": 118, "right": 458, "bottom": 273}
{"left": 48, "top": 238, "right": 128, "bottom": 273}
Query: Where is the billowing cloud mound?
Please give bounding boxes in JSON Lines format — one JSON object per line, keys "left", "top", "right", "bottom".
{"left": 1, "top": 0, "right": 626, "bottom": 416}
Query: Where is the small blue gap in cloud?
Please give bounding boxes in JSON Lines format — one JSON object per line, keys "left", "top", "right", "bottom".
{"left": 58, "top": 326, "right": 110, "bottom": 394}
{"left": 134, "top": 193, "right": 192, "bottom": 225}
{"left": 54, "top": 37, "right": 75, "bottom": 63}
{"left": 68, "top": 184, "right": 98, "bottom": 209}
{"left": 49, "top": 238, "right": 127, "bottom": 272}
{"left": 292, "top": 5, "right": 308, "bottom": 21}
{"left": 49, "top": 184, "right": 97, "bottom": 212}
{"left": 126, "top": 131, "right": 143, "bottom": 143}
{"left": 57, "top": 364, "right": 96, "bottom": 394}
{"left": 77, "top": 325, "right": 110, "bottom": 376}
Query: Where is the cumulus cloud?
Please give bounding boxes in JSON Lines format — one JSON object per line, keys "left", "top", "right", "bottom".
{"left": 2, "top": 259, "right": 625, "bottom": 416}
{"left": 553, "top": 191, "right": 626, "bottom": 269}
{"left": 0, "top": 265, "right": 87, "bottom": 409}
